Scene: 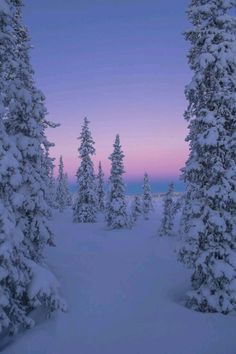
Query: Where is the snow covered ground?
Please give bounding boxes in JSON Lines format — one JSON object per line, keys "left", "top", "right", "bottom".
{"left": 2, "top": 199, "right": 236, "bottom": 354}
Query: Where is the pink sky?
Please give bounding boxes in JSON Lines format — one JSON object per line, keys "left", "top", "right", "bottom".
{"left": 25, "top": 0, "right": 191, "bottom": 182}
{"left": 47, "top": 100, "right": 189, "bottom": 181}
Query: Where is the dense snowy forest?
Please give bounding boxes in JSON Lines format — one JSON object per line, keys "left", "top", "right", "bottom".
{"left": 1, "top": 0, "right": 236, "bottom": 353}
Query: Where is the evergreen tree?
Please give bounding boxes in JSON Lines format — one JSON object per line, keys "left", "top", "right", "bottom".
{"left": 178, "top": 194, "right": 189, "bottom": 240}
{"left": 106, "top": 135, "right": 128, "bottom": 229}
{"left": 64, "top": 172, "right": 72, "bottom": 206}
{"left": 0, "top": 0, "right": 66, "bottom": 332}
{"left": 0, "top": 116, "right": 34, "bottom": 334}
{"left": 73, "top": 117, "right": 97, "bottom": 223}
{"left": 173, "top": 193, "right": 184, "bottom": 215}
{"left": 96, "top": 161, "right": 105, "bottom": 212}
{"left": 46, "top": 150, "right": 58, "bottom": 209}
{"left": 159, "top": 182, "right": 175, "bottom": 237}
{"left": 130, "top": 195, "right": 142, "bottom": 224}
{"left": 4, "top": 0, "right": 55, "bottom": 261}
{"left": 142, "top": 172, "right": 153, "bottom": 220}
{"left": 179, "top": 0, "right": 236, "bottom": 313}
{"left": 56, "top": 156, "right": 70, "bottom": 212}
{"left": 0, "top": 2, "right": 34, "bottom": 334}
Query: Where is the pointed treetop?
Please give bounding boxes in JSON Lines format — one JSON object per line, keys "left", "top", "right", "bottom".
{"left": 109, "top": 134, "right": 124, "bottom": 159}
{"left": 144, "top": 172, "right": 150, "bottom": 182}
{"left": 115, "top": 134, "right": 120, "bottom": 143}
{"left": 78, "top": 117, "right": 95, "bottom": 158}
{"left": 98, "top": 161, "right": 104, "bottom": 177}
{"left": 79, "top": 117, "right": 91, "bottom": 134}
{"left": 58, "top": 155, "right": 64, "bottom": 177}
{"left": 143, "top": 172, "right": 152, "bottom": 194}
{"left": 168, "top": 181, "right": 174, "bottom": 192}
{"left": 109, "top": 134, "right": 125, "bottom": 175}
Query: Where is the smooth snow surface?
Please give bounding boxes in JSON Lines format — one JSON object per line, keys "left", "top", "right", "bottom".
{"left": 2, "top": 205, "right": 236, "bottom": 354}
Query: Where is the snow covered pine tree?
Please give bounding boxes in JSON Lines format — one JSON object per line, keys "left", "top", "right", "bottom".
{"left": 45, "top": 150, "right": 58, "bottom": 209}
{"left": 142, "top": 172, "right": 153, "bottom": 220}
{"left": 0, "top": 0, "right": 65, "bottom": 334}
{"left": 0, "top": 2, "right": 30, "bottom": 334}
{"left": 73, "top": 117, "right": 97, "bottom": 223}
{"left": 179, "top": 0, "right": 236, "bottom": 313}
{"left": 0, "top": 119, "right": 34, "bottom": 333}
{"left": 130, "top": 195, "right": 142, "bottom": 224}
{"left": 106, "top": 135, "right": 128, "bottom": 229}
{"left": 96, "top": 161, "right": 105, "bottom": 212}
{"left": 56, "top": 156, "right": 70, "bottom": 212}
{"left": 64, "top": 173, "right": 72, "bottom": 206}
{"left": 159, "top": 182, "right": 175, "bottom": 237}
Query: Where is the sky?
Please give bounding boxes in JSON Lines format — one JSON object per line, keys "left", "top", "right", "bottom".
{"left": 23, "top": 0, "right": 191, "bottom": 190}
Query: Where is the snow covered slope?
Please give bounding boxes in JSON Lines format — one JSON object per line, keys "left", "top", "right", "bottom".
{"left": 2, "top": 204, "right": 236, "bottom": 354}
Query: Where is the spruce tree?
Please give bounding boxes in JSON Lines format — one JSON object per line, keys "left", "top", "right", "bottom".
{"left": 178, "top": 194, "right": 189, "bottom": 240}
{"left": 0, "top": 0, "right": 66, "bottom": 331}
{"left": 0, "top": 2, "right": 34, "bottom": 334}
{"left": 0, "top": 117, "right": 34, "bottom": 334}
{"left": 73, "top": 117, "right": 97, "bottom": 223}
{"left": 96, "top": 161, "right": 105, "bottom": 212}
{"left": 4, "top": 0, "right": 56, "bottom": 261}
{"left": 159, "top": 182, "right": 175, "bottom": 237}
{"left": 64, "top": 172, "right": 72, "bottom": 206}
{"left": 130, "top": 195, "right": 142, "bottom": 224}
{"left": 173, "top": 193, "right": 184, "bottom": 215}
{"left": 179, "top": 0, "right": 236, "bottom": 313}
{"left": 142, "top": 172, "right": 153, "bottom": 220}
{"left": 56, "top": 156, "right": 70, "bottom": 212}
{"left": 106, "top": 135, "right": 128, "bottom": 229}
{"left": 46, "top": 150, "right": 58, "bottom": 209}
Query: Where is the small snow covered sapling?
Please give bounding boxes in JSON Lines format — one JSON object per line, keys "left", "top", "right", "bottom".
{"left": 64, "top": 173, "right": 72, "bottom": 206}
{"left": 159, "top": 182, "right": 175, "bottom": 236}
{"left": 173, "top": 194, "right": 184, "bottom": 215}
{"left": 130, "top": 195, "right": 142, "bottom": 224}
{"left": 106, "top": 134, "right": 128, "bottom": 229}
{"left": 46, "top": 152, "right": 58, "bottom": 209}
{"left": 142, "top": 172, "right": 154, "bottom": 220}
{"left": 56, "top": 156, "right": 71, "bottom": 212}
{"left": 73, "top": 117, "right": 97, "bottom": 223}
{"left": 96, "top": 161, "right": 105, "bottom": 212}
